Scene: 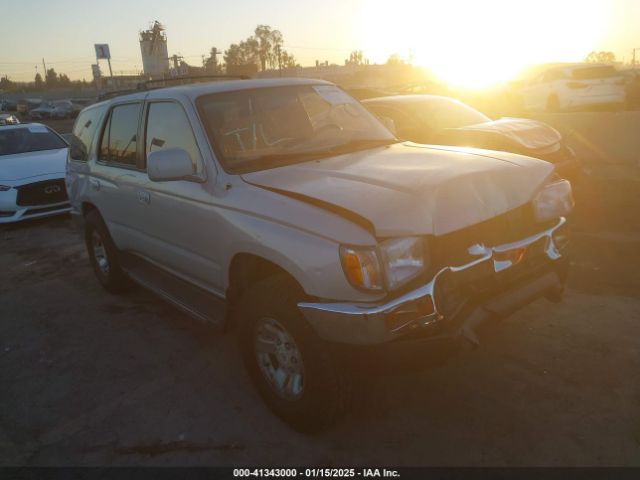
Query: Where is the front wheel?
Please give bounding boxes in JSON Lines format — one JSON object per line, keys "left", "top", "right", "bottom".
{"left": 237, "top": 275, "right": 351, "bottom": 432}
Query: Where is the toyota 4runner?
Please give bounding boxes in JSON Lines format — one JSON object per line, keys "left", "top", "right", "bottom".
{"left": 66, "top": 78, "right": 573, "bottom": 431}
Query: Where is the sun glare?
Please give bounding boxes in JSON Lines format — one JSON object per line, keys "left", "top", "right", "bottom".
{"left": 358, "top": 0, "right": 612, "bottom": 88}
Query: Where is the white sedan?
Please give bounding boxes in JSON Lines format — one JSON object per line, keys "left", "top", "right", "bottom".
{"left": 521, "top": 63, "right": 626, "bottom": 112}
{"left": 0, "top": 123, "right": 70, "bottom": 223}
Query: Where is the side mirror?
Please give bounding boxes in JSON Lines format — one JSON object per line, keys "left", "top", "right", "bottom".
{"left": 147, "top": 147, "right": 195, "bottom": 182}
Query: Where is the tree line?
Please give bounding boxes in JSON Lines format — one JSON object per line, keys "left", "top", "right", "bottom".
{"left": 203, "top": 25, "right": 299, "bottom": 75}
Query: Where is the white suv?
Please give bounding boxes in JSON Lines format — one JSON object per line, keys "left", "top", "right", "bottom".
{"left": 66, "top": 78, "right": 573, "bottom": 431}
{"left": 521, "top": 63, "right": 626, "bottom": 112}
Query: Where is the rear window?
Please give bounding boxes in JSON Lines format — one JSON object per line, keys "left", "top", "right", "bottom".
{"left": 572, "top": 66, "right": 618, "bottom": 80}
{"left": 0, "top": 125, "right": 67, "bottom": 156}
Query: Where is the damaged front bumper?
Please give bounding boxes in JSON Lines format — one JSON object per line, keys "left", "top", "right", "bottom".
{"left": 299, "top": 217, "right": 569, "bottom": 347}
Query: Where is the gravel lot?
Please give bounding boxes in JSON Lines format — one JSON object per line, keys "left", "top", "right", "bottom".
{"left": 1, "top": 130, "right": 639, "bottom": 465}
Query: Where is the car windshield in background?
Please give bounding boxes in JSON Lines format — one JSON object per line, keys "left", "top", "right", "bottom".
{"left": 0, "top": 126, "right": 67, "bottom": 156}
{"left": 198, "top": 84, "right": 397, "bottom": 173}
{"left": 572, "top": 66, "right": 618, "bottom": 80}
{"left": 413, "top": 98, "right": 490, "bottom": 130}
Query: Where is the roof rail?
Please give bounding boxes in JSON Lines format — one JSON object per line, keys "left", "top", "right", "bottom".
{"left": 95, "top": 75, "right": 251, "bottom": 102}
{"left": 139, "top": 75, "right": 251, "bottom": 90}
{"left": 97, "top": 89, "right": 139, "bottom": 102}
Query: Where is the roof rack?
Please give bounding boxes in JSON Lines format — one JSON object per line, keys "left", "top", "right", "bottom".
{"left": 97, "top": 89, "right": 139, "bottom": 102}
{"left": 95, "top": 75, "right": 251, "bottom": 102}
{"left": 139, "top": 75, "right": 250, "bottom": 91}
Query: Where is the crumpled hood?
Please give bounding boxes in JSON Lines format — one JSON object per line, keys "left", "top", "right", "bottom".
{"left": 0, "top": 148, "right": 68, "bottom": 182}
{"left": 445, "top": 117, "right": 562, "bottom": 152}
{"left": 242, "top": 142, "right": 554, "bottom": 237}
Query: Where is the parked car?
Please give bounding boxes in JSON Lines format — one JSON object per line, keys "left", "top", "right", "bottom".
{"left": 29, "top": 101, "right": 56, "bottom": 120}
{"left": 621, "top": 69, "right": 640, "bottom": 110}
{"left": 363, "top": 94, "right": 581, "bottom": 182}
{"left": 0, "top": 113, "right": 20, "bottom": 125}
{"left": 520, "top": 63, "right": 626, "bottom": 112}
{"left": 16, "top": 98, "right": 43, "bottom": 116}
{"left": 67, "top": 78, "right": 573, "bottom": 431}
{"left": 0, "top": 123, "right": 70, "bottom": 223}
{"left": 0, "top": 100, "right": 18, "bottom": 112}
{"left": 50, "top": 100, "right": 80, "bottom": 119}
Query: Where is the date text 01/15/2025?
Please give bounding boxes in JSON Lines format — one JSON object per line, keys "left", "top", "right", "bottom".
{"left": 233, "top": 468, "right": 401, "bottom": 478}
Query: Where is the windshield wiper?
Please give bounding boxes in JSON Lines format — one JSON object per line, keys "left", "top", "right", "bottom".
{"left": 228, "top": 138, "right": 400, "bottom": 173}
{"left": 324, "top": 138, "right": 400, "bottom": 155}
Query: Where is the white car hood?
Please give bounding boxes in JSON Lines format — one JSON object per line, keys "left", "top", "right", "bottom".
{"left": 0, "top": 148, "right": 68, "bottom": 182}
{"left": 242, "top": 142, "right": 554, "bottom": 237}
{"left": 445, "top": 117, "right": 562, "bottom": 151}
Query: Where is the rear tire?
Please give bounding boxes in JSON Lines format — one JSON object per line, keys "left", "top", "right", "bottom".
{"left": 84, "top": 211, "right": 128, "bottom": 293}
{"left": 237, "top": 274, "right": 350, "bottom": 432}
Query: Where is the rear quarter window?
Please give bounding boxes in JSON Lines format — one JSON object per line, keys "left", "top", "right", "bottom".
{"left": 69, "top": 105, "right": 107, "bottom": 161}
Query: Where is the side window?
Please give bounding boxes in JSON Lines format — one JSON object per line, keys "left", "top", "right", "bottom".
{"left": 99, "top": 103, "right": 142, "bottom": 167}
{"left": 370, "top": 105, "right": 412, "bottom": 132}
{"left": 69, "top": 106, "right": 106, "bottom": 161}
{"left": 144, "top": 102, "right": 203, "bottom": 174}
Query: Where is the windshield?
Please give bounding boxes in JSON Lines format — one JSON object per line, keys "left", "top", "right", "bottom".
{"left": 0, "top": 125, "right": 67, "bottom": 156}
{"left": 198, "top": 84, "right": 397, "bottom": 173}
{"left": 413, "top": 98, "right": 490, "bottom": 131}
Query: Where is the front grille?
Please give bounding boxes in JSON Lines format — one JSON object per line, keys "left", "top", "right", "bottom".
{"left": 16, "top": 179, "right": 68, "bottom": 207}
{"left": 431, "top": 203, "right": 552, "bottom": 269}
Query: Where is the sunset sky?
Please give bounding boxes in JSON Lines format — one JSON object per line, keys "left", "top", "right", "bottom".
{"left": 2, "top": 0, "right": 639, "bottom": 87}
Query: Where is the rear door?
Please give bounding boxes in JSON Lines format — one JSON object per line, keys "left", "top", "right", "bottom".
{"left": 570, "top": 66, "right": 624, "bottom": 100}
{"left": 88, "top": 101, "right": 150, "bottom": 252}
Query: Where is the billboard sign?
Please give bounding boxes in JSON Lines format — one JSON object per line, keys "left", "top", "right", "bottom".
{"left": 94, "top": 44, "right": 111, "bottom": 60}
{"left": 91, "top": 64, "right": 101, "bottom": 79}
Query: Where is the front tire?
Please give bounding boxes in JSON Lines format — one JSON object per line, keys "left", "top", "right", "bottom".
{"left": 237, "top": 275, "right": 350, "bottom": 432}
{"left": 84, "top": 211, "right": 128, "bottom": 293}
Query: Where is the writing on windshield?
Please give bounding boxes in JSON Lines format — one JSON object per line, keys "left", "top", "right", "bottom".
{"left": 198, "top": 84, "right": 395, "bottom": 172}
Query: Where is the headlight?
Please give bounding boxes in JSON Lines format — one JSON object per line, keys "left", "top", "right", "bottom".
{"left": 340, "top": 237, "right": 426, "bottom": 292}
{"left": 379, "top": 237, "right": 426, "bottom": 290}
{"left": 532, "top": 179, "right": 574, "bottom": 222}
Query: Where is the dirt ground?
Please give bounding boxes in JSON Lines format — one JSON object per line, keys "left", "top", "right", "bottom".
{"left": 1, "top": 167, "right": 640, "bottom": 466}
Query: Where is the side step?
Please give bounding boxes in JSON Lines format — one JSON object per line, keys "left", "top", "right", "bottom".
{"left": 121, "top": 253, "right": 227, "bottom": 327}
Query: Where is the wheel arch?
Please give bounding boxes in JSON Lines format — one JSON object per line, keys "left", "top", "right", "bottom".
{"left": 226, "top": 252, "right": 308, "bottom": 311}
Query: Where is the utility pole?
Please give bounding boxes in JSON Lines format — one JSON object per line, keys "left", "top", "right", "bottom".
{"left": 276, "top": 44, "right": 282, "bottom": 76}
{"left": 42, "top": 58, "right": 47, "bottom": 77}
{"left": 212, "top": 48, "right": 220, "bottom": 73}
{"left": 633, "top": 48, "right": 640, "bottom": 70}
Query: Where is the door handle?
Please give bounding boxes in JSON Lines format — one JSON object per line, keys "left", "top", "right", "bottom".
{"left": 137, "top": 190, "right": 151, "bottom": 205}
{"left": 89, "top": 179, "right": 100, "bottom": 191}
